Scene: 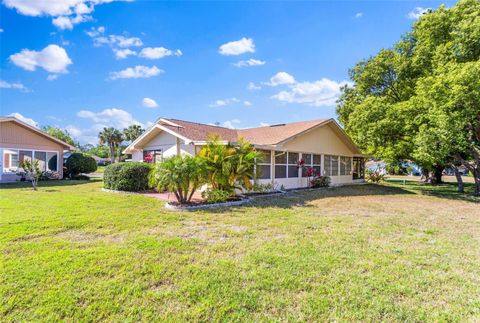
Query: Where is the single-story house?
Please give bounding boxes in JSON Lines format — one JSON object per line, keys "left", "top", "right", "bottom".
{"left": 0, "top": 116, "right": 76, "bottom": 183}
{"left": 124, "top": 117, "right": 365, "bottom": 189}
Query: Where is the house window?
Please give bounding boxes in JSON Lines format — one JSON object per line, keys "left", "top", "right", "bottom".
{"left": 274, "top": 151, "right": 287, "bottom": 179}
{"left": 353, "top": 157, "right": 365, "bottom": 180}
{"left": 340, "top": 156, "right": 352, "bottom": 176}
{"left": 324, "top": 155, "right": 331, "bottom": 176}
{"left": 256, "top": 150, "right": 271, "bottom": 180}
{"left": 313, "top": 154, "right": 321, "bottom": 176}
{"left": 143, "top": 150, "right": 162, "bottom": 164}
{"left": 34, "top": 151, "right": 47, "bottom": 171}
{"left": 3, "top": 149, "right": 19, "bottom": 172}
{"left": 287, "top": 152, "right": 299, "bottom": 178}
{"left": 324, "top": 155, "right": 339, "bottom": 176}
{"left": 331, "top": 155, "right": 339, "bottom": 176}
{"left": 47, "top": 152, "right": 58, "bottom": 171}
{"left": 301, "top": 153, "right": 312, "bottom": 177}
{"left": 2, "top": 149, "right": 58, "bottom": 173}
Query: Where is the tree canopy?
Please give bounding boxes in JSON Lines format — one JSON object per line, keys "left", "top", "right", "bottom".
{"left": 42, "top": 126, "right": 79, "bottom": 148}
{"left": 337, "top": 0, "right": 480, "bottom": 194}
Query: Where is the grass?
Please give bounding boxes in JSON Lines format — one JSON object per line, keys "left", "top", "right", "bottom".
{"left": 1, "top": 180, "right": 479, "bottom": 321}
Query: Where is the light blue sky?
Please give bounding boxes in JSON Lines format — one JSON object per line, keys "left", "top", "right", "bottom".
{"left": 0, "top": 0, "right": 454, "bottom": 144}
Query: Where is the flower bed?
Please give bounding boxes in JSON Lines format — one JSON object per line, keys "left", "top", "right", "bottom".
{"left": 165, "top": 197, "right": 252, "bottom": 211}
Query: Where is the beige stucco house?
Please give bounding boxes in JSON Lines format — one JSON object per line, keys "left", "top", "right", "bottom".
{"left": 0, "top": 117, "right": 76, "bottom": 183}
{"left": 124, "top": 117, "right": 365, "bottom": 189}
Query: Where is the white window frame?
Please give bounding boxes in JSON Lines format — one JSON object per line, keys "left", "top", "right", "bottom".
{"left": 2, "top": 148, "right": 59, "bottom": 174}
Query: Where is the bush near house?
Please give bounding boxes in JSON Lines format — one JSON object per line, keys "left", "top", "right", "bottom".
{"left": 152, "top": 156, "right": 206, "bottom": 204}
{"left": 104, "top": 162, "right": 152, "bottom": 192}
{"left": 65, "top": 153, "right": 97, "bottom": 178}
{"left": 310, "top": 175, "right": 331, "bottom": 188}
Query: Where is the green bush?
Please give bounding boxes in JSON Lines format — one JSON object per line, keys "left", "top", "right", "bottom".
{"left": 152, "top": 156, "right": 206, "bottom": 204}
{"left": 103, "top": 162, "right": 152, "bottom": 191}
{"left": 310, "top": 176, "right": 331, "bottom": 188}
{"left": 65, "top": 153, "right": 97, "bottom": 177}
{"left": 201, "top": 189, "right": 231, "bottom": 204}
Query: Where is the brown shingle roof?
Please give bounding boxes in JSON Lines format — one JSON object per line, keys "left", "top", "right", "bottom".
{"left": 162, "top": 119, "right": 239, "bottom": 142}
{"left": 237, "top": 119, "right": 328, "bottom": 145}
{"left": 160, "top": 118, "right": 329, "bottom": 145}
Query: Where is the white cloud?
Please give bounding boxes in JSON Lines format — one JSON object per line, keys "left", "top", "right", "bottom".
{"left": 47, "top": 74, "right": 59, "bottom": 81}
{"left": 209, "top": 97, "right": 239, "bottom": 107}
{"left": 52, "top": 14, "right": 91, "bottom": 30}
{"left": 7, "top": 112, "right": 38, "bottom": 127}
{"left": 74, "top": 107, "right": 144, "bottom": 144}
{"left": 355, "top": 12, "right": 363, "bottom": 18}
{"left": 139, "top": 47, "right": 182, "bottom": 59}
{"left": 3, "top": 0, "right": 115, "bottom": 29}
{"left": 222, "top": 119, "right": 241, "bottom": 129}
{"left": 266, "top": 72, "right": 296, "bottom": 86}
{"left": 77, "top": 108, "right": 141, "bottom": 129}
{"left": 234, "top": 58, "right": 265, "bottom": 67}
{"left": 142, "top": 97, "right": 158, "bottom": 108}
{"left": 243, "top": 101, "right": 252, "bottom": 107}
{"left": 109, "top": 65, "right": 163, "bottom": 80}
{"left": 114, "top": 48, "right": 137, "bottom": 59}
{"left": 94, "top": 34, "right": 143, "bottom": 48}
{"left": 219, "top": 37, "right": 255, "bottom": 56}
{"left": 271, "top": 78, "right": 351, "bottom": 107}
{"left": 10, "top": 44, "right": 72, "bottom": 74}
{"left": 0, "top": 28, "right": 4, "bottom": 32}
{"left": 247, "top": 82, "right": 261, "bottom": 90}
{"left": 407, "top": 7, "right": 430, "bottom": 19}
{"left": 0, "top": 80, "right": 29, "bottom": 91}
{"left": 259, "top": 122, "right": 270, "bottom": 127}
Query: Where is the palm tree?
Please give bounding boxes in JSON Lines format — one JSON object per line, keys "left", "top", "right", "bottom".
{"left": 123, "top": 124, "right": 144, "bottom": 142}
{"left": 99, "top": 127, "right": 123, "bottom": 163}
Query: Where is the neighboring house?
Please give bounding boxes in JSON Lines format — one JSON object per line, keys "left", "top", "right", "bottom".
{"left": 91, "top": 155, "right": 110, "bottom": 166}
{"left": 124, "top": 118, "right": 365, "bottom": 189}
{"left": 0, "top": 117, "right": 76, "bottom": 183}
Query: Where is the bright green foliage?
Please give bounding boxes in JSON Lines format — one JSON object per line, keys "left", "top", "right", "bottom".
{"left": 201, "top": 189, "right": 232, "bottom": 204}
{"left": 98, "top": 127, "right": 123, "bottom": 163}
{"left": 123, "top": 124, "right": 144, "bottom": 142}
{"left": 42, "top": 126, "right": 79, "bottom": 147}
{"left": 337, "top": 0, "right": 480, "bottom": 192}
{"left": 103, "top": 162, "right": 152, "bottom": 192}
{"left": 83, "top": 145, "right": 110, "bottom": 158}
{"left": 153, "top": 155, "right": 206, "bottom": 204}
{"left": 65, "top": 153, "right": 97, "bottom": 177}
{"left": 198, "top": 136, "right": 260, "bottom": 194}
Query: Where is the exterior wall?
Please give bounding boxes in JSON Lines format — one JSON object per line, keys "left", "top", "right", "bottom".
{"left": 0, "top": 121, "right": 65, "bottom": 183}
{"left": 254, "top": 125, "right": 362, "bottom": 189}
{"left": 130, "top": 131, "right": 195, "bottom": 162}
{"left": 282, "top": 123, "right": 354, "bottom": 156}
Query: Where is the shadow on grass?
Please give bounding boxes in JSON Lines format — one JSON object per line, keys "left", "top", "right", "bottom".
{"left": 0, "top": 179, "right": 102, "bottom": 190}
{"left": 384, "top": 179, "right": 479, "bottom": 203}
{"left": 200, "top": 184, "right": 415, "bottom": 212}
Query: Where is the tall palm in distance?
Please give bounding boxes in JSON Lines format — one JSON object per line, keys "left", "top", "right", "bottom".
{"left": 123, "top": 124, "right": 144, "bottom": 142}
{"left": 99, "top": 127, "right": 123, "bottom": 163}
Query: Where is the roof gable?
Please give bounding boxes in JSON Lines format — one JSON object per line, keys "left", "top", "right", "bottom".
{"left": 0, "top": 117, "right": 76, "bottom": 150}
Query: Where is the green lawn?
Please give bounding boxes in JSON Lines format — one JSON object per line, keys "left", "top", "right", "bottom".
{"left": 1, "top": 180, "right": 479, "bottom": 321}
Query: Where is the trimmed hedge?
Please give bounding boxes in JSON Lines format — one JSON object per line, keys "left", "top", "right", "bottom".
{"left": 104, "top": 162, "right": 152, "bottom": 192}
{"left": 65, "top": 153, "right": 97, "bottom": 177}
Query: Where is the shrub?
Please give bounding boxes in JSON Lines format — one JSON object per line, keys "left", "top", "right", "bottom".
{"left": 366, "top": 170, "right": 385, "bottom": 183}
{"left": 198, "top": 136, "right": 260, "bottom": 195}
{"left": 104, "top": 162, "right": 152, "bottom": 191}
{"left": 65, "top": 153, "right": 97, "bottom": 177}
{"left": 201, "top": 189, "right": 231, "bottom": 204}
{"left": 310, "top": 176, "right": 331, "bottom": 188}
{"left": 252, "top": 182, "right": 274, "bottom": 193}
{"left": 152, "top": 156, "right": 206, "bottom": 204}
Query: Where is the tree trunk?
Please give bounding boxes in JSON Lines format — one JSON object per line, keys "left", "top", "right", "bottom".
{"left": 452, "top": 165, "right": 464, "bottom": 193}
{"left": 433, "top": 165, "right": 443, "bottom": 184}
{"left": 474, "top": 168, "right": 480, "bottom": 197}
{"left": 110, "top": 144, "right": 115, "bottom": 163}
